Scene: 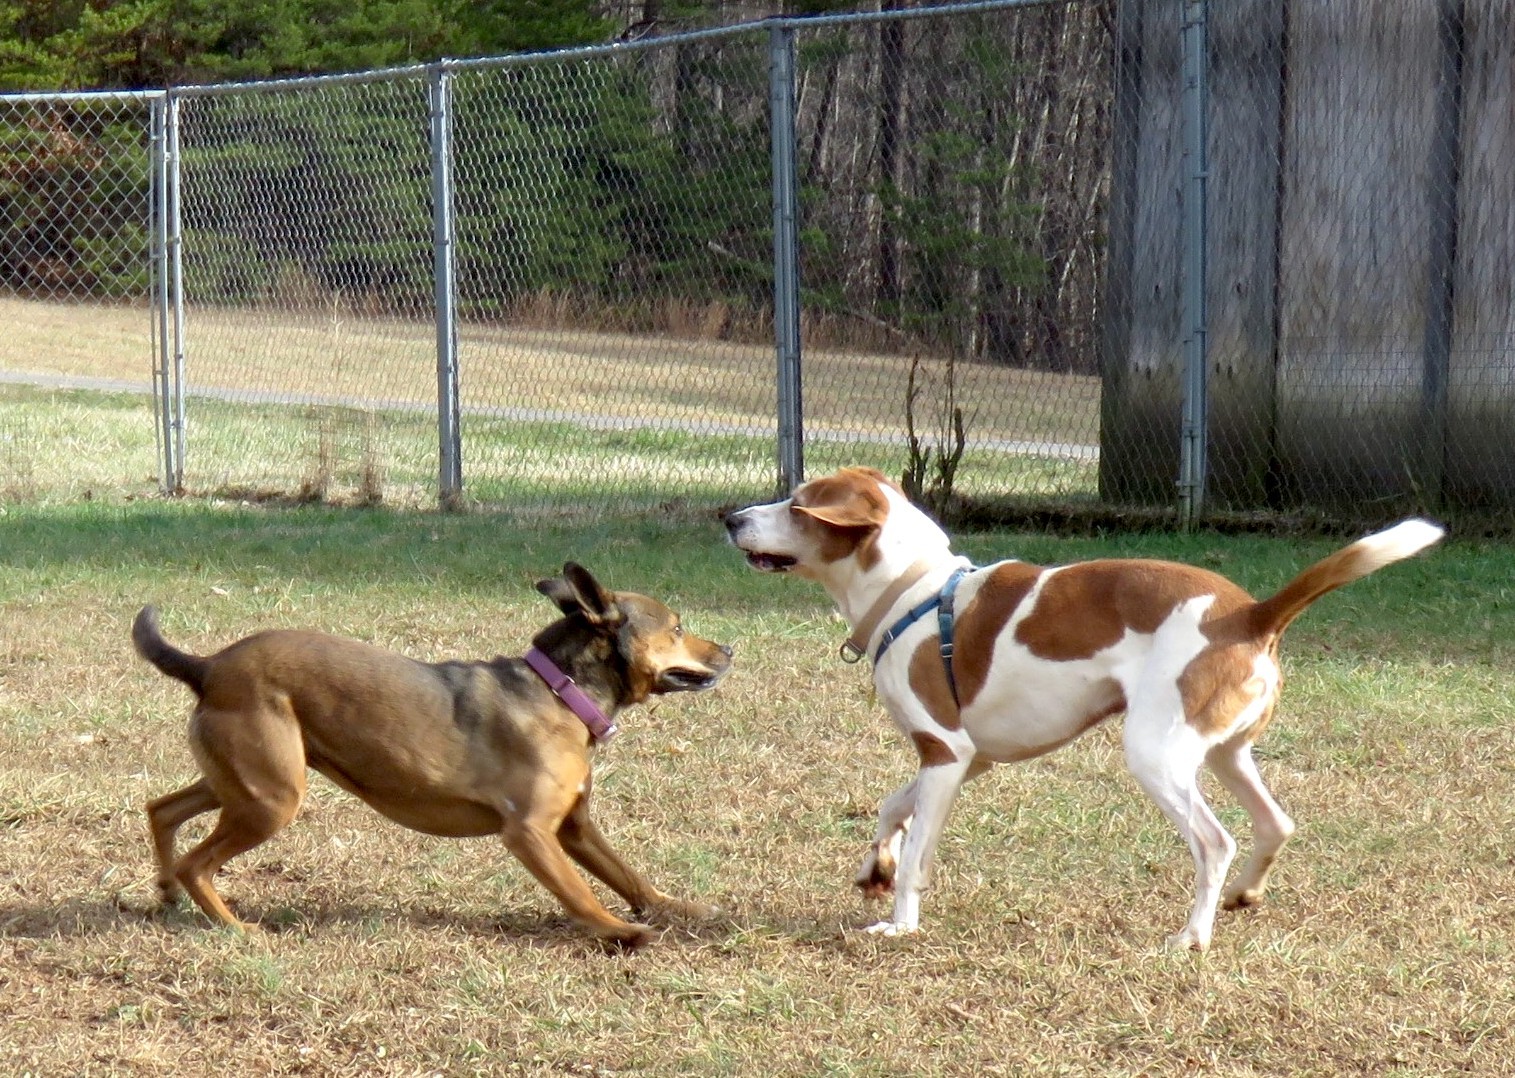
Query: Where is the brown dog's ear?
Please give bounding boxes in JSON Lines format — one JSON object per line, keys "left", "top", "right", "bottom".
{"left": 537, "top": 563, "right": 622, "bottom": 626}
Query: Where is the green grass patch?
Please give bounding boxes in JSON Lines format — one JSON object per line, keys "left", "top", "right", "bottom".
{"left": 0, "top": 382, "right": 1099, "bottom": 513}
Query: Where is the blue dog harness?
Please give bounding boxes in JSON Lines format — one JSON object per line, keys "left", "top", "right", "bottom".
{"left": 853, "top": 565, "right": 969, "bottom": 705}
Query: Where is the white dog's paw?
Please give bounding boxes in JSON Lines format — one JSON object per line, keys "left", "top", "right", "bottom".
{"left": 1164, "top": 928, "right": 1210, "bottom": 953}
{"left": 862, "top": 920, "right": 918, "bottom": 938}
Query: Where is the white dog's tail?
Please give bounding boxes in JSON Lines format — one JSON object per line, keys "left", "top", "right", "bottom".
{"left": 1248, "top": 519, "right": 1444, "bottom": 640}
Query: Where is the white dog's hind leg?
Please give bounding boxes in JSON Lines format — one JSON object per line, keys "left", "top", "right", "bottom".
{"left": 1123, "top": 706, "right": 1236, "bottom": 951}
{"left": 1114, "top": 596, "right": 1238, "bottom": 951}
{"left": 1208, "top": 739, "right": 1296, "bottom": 910}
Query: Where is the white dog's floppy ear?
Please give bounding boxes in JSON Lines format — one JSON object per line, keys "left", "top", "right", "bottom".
{"left": 536, "top": 563, "right": 622, "bottom": 626}
{"left": 793, "top": 471, "right": 890, "bottom": 530}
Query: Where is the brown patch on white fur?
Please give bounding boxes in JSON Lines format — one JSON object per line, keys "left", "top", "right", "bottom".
{"left": 1015, "top": 561, "right": 1252, "bottom": 662}
{"left": 1177, "top": 644, "right": 1273, "bottom": 739}
{"left": 910, "top": 730, "right": 959, "bottom": 768}
{"left": 950, "top": 561, "right": 1043, "bottom": 708}
{"left": 790, "top": 469, "right": 892, "bottom": 571}
{"left": 1178, "top": 597, "right": 1287, "bottom": 740}
{"left": 907, "top": 638, "right": 963, "bottom": 731}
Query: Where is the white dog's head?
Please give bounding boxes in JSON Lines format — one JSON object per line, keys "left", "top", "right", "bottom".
{"left": 723, "top": 467, "right": 952, "bottom": 591}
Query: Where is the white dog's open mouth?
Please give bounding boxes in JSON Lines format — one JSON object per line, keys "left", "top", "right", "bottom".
{"left": 743, "top": 551, "right": 798, "bottom": 573}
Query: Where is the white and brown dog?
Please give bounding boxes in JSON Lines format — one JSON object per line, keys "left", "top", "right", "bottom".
{"left": 724, "top": 466, "right": 1443, "bottom": 950}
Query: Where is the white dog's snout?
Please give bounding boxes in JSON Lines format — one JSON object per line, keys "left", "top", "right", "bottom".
{"left": 722, "top": 505, "right": 758, "bottom": 539}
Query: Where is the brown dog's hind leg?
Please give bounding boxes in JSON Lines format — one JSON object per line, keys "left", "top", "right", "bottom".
{"left": 173, "top": 792, "right": 304, "bottom": 931}
{"left": 146, "top": 779, "right": 221, "bottom": 906}
{"left": 558, "top": 792, "right": 715, "bottom": 923}
{"left": 165, "top": 700, "right": 309, "bottom": 930}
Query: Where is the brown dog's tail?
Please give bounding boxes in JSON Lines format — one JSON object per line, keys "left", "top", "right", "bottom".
{"left": 1248, "top": 518, "right": 1444, "bottom": 641}
{"left": 132, "top": 606, "right": 209, "bottom": 695}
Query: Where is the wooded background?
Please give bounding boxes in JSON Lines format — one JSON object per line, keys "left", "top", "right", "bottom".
{"left": 6, "top": 0, "right": 1514, "bottom": 521}
{"left": 3, "top": 0, "right": 1113, "bottom": 378}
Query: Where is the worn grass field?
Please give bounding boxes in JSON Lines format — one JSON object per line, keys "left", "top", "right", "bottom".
{"left": 2, "top": 501, "right": 1511, "bottom": 1075}
{"left": 0, "top": 295, "right": 1100, "bottom": 512}
{"left": 0, "top": 295, "right": 1100, "bottom": 445}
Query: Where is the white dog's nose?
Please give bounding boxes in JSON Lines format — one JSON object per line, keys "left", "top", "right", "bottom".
{"left": 721, "top": 507, "right": 750, "bottom": 537}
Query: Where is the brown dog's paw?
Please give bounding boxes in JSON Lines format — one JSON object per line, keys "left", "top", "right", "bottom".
{"left": 643, "top": 897, "right": 720, "bottom": 923}
{"left": 599, "top": 922, "right": 657, "bottom": 952}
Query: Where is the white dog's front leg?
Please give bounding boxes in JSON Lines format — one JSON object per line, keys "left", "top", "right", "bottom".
{"left": 856, "top": 777, "right": 917, "bottom": 897}
{"left": 863, "top": 759, "right": 972, "bottom": 937}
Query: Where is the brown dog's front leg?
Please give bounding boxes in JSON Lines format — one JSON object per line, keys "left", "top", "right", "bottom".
{"left": 501, "top": 817, "right": 655, "bottom": 948}
{"left": 558, "top": 797, "right": 717, "bottom": 923}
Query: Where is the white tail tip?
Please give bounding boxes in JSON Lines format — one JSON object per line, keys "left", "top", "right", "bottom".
{"left": 1356, "top": 518, "right": 1445, "bottom": 570}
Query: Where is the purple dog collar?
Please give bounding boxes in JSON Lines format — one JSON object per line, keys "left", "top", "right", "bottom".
{"left": 524, "top": 647, "right": 619, "bottom": 744}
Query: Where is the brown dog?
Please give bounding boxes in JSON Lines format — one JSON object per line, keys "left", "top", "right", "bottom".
{"left": 133, "top": 563, "right": 732, "bottom": 947}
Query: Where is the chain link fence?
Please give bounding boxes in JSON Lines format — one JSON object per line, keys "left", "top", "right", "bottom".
{"left": 2, "top": 0, "right": 1511, "bottom": 527}
{"left": 0, "top": 91, "right": 162, "bottom": 501}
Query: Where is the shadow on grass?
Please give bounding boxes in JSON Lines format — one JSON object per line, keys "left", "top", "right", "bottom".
{"left": 0, "top": 893, "right": 734, "bottom": 953}
{"left": 2, "top": 498, "right": 1507, "bottom": 659}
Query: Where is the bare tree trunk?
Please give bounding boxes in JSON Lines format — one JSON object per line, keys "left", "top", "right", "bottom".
{"left": 805, "top": 50, "right": 841, "bottom": 183}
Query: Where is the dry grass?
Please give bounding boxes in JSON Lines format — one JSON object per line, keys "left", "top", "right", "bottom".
{"left": 1, "top": 504, "right": 1511, "bottom": 1076}
{"left": 0, "top": 295, "right": 1100, "bottom": 446}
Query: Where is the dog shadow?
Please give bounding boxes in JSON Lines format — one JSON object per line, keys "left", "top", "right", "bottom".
{"left": 0, "top": 897, "right": 149, "bottom": 939}
{"left": 0, "top": 894, "right": 739, "bottom": 950}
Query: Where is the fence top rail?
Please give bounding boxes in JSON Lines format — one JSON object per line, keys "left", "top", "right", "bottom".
{"left": 0, "top": 88, "right": 166, "bottom": 104}
{"left": 1, "top": 0, "right": 1067, "bottom": 102}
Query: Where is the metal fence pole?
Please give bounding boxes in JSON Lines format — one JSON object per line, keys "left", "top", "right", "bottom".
{"left": 769, "top": 22, "right": 804, "bottom": 494}
{"left": 149, "top": 96, "right": 175, "bottom": 493}
{"left": 430, "top": 65, "right": 463, "bottom": 508}
{"left": 167, "top": 92, "right": 186, "bottom": 492}
{"left": 1179, "top": 0, "right": 1209, "bottom": 527}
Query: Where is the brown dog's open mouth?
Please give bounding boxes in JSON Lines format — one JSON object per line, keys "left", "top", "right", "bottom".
{"left": 659, "top": 667, "right": 728, "bottom": 692}
{"left": 744, "top": 551, "right": 797, "bottom": 573}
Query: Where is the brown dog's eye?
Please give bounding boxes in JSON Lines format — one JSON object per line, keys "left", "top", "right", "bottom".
{"left": 673, "top": 624, "right": 684, "bottom": 638}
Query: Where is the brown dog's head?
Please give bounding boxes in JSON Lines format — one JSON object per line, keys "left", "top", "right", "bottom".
{"left": 535, "top": 563, "right": 732, "bottom": 704}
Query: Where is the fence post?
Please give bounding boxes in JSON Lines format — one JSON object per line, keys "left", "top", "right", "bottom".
{"left": 1419, "top": 0, "right": 1465, "bottom": 511}
{"left": 150, "top": 92, "right": 184, "bottom": 494}
{"left": 769, "top": 21, "right": 804, "bottom": 494}
{"left": 1178, "top": 0, "right": 1209, "bottom": 527}
{"left": 430, "top": 64, "right": 463, "bottom": 509}
{"left": 167, "top": 91, "right": 186, "bottom": 491}
{"left": 149, "top": 95, "right": 174, "bottom": 494}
